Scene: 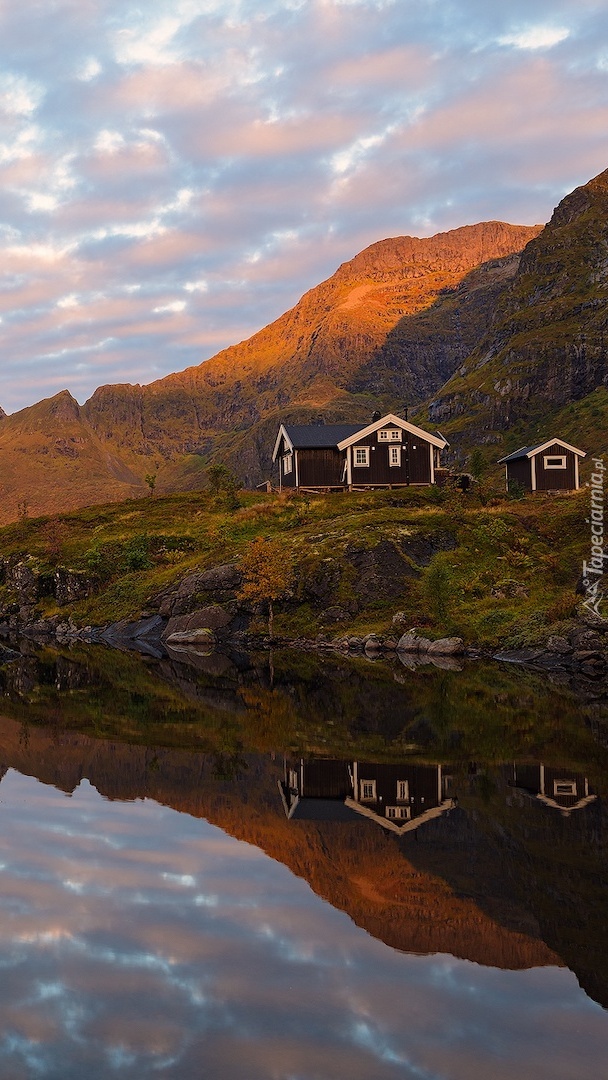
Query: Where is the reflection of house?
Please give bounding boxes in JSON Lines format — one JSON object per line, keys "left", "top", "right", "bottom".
{"left": 509, "top": 764, "right": 596, "bottom": 816}
{"left": 272, "top": 413, "right": 448, "bottom": 492}
{"left": 279, "top": 757, "right": 455, "bottom": 833}
{"left": 497, "top": 440, "right": 585, "bottom": 493}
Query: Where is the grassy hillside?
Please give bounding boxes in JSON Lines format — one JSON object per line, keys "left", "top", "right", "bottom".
{"left": 0, "top": 483, "right": 588, "bottom": 650}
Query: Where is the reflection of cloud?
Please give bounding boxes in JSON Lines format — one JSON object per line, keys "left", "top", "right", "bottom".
{"left": 0, "top": 769, "right": 605, "bottom": 1080}
{"left": 0, "top": 1, "right": 606, "bottom": 412}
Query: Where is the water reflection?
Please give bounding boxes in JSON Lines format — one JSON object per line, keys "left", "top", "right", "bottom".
{"left": 0, "top": 641, "right": 606, "bottom": 1076}
{"left": 279, "top": 758, "right": 456, "bottom": 832}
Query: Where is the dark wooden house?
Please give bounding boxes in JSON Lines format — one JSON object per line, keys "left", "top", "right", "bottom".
{"left": 273, "top": 414, "right": 448, "bottom": 491}
{"left": 509, "top": 764, "right": 596, "bottom": 817}
{"left": 498, "top": 439, "right": 585, "bottom": 493}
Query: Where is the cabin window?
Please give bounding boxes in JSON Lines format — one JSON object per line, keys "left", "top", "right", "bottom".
{"left": 360, "top": 779, "right": 376, "bottom": 801}
{"left": 387, "top": 806, "right": 411, "bottom": 820}
{"left": 283, "top": 453, "right": 293, "bottom": 475}
{"left": 389, "top": 445, "right": 401, "bottom": 468}
{"left": 354, "top": 446, "right": 370, "bottom": 467}
{"left": 396, "top": 780, "right": 409, "bottom": 801}
{"left": 543, "top": 455, "right": 566, "bottom": 470}
{"left": 553, "top": 780, "right": 577, "bottom": 796}
{"left": 379, "top": 429, "right": 401, "bottom": 442}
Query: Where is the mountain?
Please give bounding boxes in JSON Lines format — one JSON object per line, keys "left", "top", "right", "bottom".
{"left": 0, "top": 222, "right": 539, "bottom": 522}
{"left": 428, "top": 168, "right": 608, "bottom": 458}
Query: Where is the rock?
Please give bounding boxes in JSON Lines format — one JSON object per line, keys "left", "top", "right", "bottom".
{"left": 427, "top": 637, "right": 465, "bottom": 656}
{"left": 576, "top": 604, "right": 608, "bottom": 632}
{"left": 54, "top": 567, "right": 95, "bottom": 606}
{"left": 364, "top": 634, "right": 383, "bottom": 654}
{"left": 5, "top": 560, "right": 39, "bottom": 603}
{"left": 383, "top": 638, "right": 398, "bottom": 651}
{"left": 397, "top": 632, "right": 432, "bottom": 653}
{"left": 198, "top": 564, "right": 242, "bottom": 592}
{"left": 346, "top": 636, "right": 365, "bottom": 650}
{"left": 323, "top": 606, "right": 351, "bottom": 623}
{"left": 0, "top": 643, "right": 19, "bottom": 663}
{"left": 568, "top": 628, "right": 604, "bottom": 650}
{"left": 399, "top": 531, "right": 457, "bottom": 566}
{"left": 163, "top": 606, "right": 232, "bottom": 641}
{"left": 493, "top": 648, "right": 546, "bottom": 663}
{"left": 165, "top": 627, "right": 216, "bottom": 647}
{"left": 391, "top": 612, "right": 410, "bottom": 633}
{"left": 546, "top": 635, "right": 573, "bottom": 655}
{"left": 348, "top": 540, "right": 419, "bottom": 604}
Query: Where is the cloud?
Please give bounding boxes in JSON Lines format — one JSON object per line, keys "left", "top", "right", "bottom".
{"left": 0, "top": 0, "right": 606, "bottom": 411}
{"left": 0, "top": 767, "right": 605, "bottom": 1080}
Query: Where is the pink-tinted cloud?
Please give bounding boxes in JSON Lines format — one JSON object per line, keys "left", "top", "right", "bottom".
{"left": 0, "top": 0, "right": 607, "bottom": 411}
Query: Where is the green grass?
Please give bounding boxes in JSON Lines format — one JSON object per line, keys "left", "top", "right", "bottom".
{"left": 0, "top": 483, "right": 590, "bottom": 649}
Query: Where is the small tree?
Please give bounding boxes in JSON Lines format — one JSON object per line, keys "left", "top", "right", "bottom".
{"left": 144, "top": 472, "right": 157, "bottom": 497}
{"left": 207, "top": 462, "right": 240, "bottom": 509}
{"left": 238, "top": 537, "right": 294, "bottom": 638}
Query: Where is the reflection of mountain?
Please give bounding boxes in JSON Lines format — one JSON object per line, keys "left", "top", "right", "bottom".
{"left": 439, "top": 767, "right": 608, "bottom": 1010}
{"left": 0, "top": 717, "right": 569, "bottom": 980}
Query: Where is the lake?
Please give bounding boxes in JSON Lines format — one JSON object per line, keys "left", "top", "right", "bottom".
{"left": 0, "top": 640, "right": 606, "bottom": 1079}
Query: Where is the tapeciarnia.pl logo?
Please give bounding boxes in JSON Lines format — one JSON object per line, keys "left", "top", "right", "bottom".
{"left": 582, "top": 457, "right": 606, "bottom": 616}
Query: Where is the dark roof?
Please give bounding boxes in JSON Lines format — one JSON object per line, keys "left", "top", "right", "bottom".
{"left": 498, "top": 444, "right": 542, "bottom": 464}
{"left": 283, "top": 423, "right": 363, "bottom": 449}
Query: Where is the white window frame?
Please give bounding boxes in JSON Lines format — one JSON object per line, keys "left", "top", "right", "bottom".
{"left": 386, "top": 806, "right": 411, "bottom": 820}
{"left": 543, "top": 455, "right": 567, "bottom": 470}
{"left": 360, "top": 779, "right": 376, "bottom": 801}
{"left": 396, "top": 780, "right": 409, "bottom": 802}
{"left": 389, "top": 445, "right": 401, "bottom": 468}
{"left": 553, "top": 780, "right": 577, "bottom": 796}
{"left": 378, "top": 429, "right": 402, "bottom": 442}
{"left": 283, "top": 453, "right": 293, "bottom": 475}
{"left": 353, "top": 446, "right": 370, "bottom": 468}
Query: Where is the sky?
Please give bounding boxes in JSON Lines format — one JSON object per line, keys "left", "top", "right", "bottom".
{"left": 0, "top": 769, "right": 606, "bottom": 1079}
{"left": 1, "top": 0, "right": 608, "bottom": 414}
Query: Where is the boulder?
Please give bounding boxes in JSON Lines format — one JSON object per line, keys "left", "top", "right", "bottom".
{"left": 198, "top": 564, "right": 242, "bottom": 592}
{"left": 163, "top": 606, "right": 232, "bottom": 641}
{"left": 545, "top": 635, "right": 573, "bottom": 655}
{"left": 363, "top": 634, "right": 383, "bottom": 655}
{"left": 427, "top": 637, "right": 465, "bottom": 656}
{"left": 164, "top": 627, "right": 216, "bottom": 647}
{"left": 397, "top": 632, "right": 432, "bottom": 653}
{"left": 54, "top": 567, "right": 95, "bottom": 606}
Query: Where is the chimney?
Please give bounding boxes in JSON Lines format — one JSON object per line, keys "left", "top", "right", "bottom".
{"left": 371, "top": 410, "right": 381, "bottom": 422}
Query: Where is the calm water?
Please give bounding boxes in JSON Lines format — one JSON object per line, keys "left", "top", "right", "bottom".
{"left": 0, "top": 641, "right": 607, "bottom": 1079}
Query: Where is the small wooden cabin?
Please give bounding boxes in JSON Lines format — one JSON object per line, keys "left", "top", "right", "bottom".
{"left": 273, "top": 413, "right": 448, "bottom": 491}
{"left": 498, "top": 439, "right": 585, "bottom": 493}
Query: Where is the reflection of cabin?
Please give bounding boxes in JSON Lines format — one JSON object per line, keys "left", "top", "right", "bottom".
{"left": 272, "top": 413, "right": 448, "bottom": 492}
{"left": 279, "top": 758, "right": 455, "bottom": 833}
{"left": 498, "top": 440, "right": 585, "bottom": 493}
{"left": 509, "top": 764, "right": 596, "bottom": 816}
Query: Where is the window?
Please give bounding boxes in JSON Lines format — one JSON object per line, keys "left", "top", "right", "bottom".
{"left": 543, "top": 455, "right": 566, "bottom": 470}
{"left": 553, "top": 780, "right": 577, "bottom": 796}
{"left": 396, "top": 780, "right": 409, "bottom": 802}
{"left": 360, "top": 780, "right": 376, "bottom": 801}
{"left": 389, "top": 445, "right": 401, "bottom": 468}
{"left": 379, "top": 429, "right": 401, "bottom": 442}
{"left": 387, "top": 806, "right": 411, "bottom": 820}
{"left": 354, "top": 446, "right": 370, "bottom": 467}
{"left": 283, "top": 453, "right": 293, "bottom": 475}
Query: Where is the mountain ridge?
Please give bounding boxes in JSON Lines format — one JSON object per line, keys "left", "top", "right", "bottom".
{"left": 0, "top": 221, "right": 541, "bottom": 520}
